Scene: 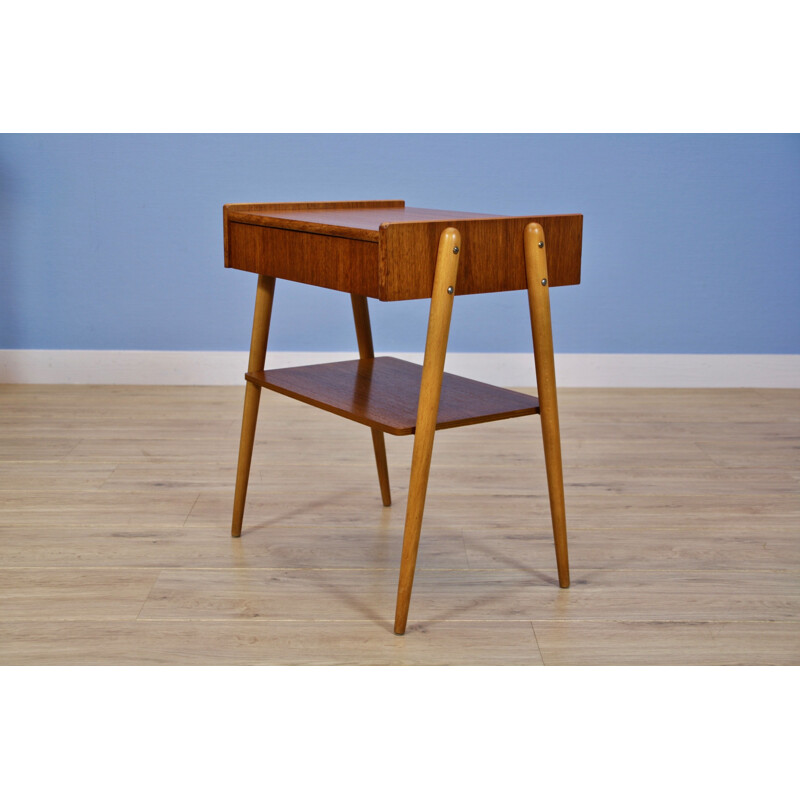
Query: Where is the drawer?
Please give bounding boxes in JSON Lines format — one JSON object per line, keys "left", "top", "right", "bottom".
{"left": 226, "top": 221, "right": 381, "bottom": 298}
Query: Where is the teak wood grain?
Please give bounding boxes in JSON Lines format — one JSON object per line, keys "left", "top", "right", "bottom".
{"left": 227, "top": 223, "right": 381, "bottom": 298}
{"left": 224, "top": 200, "right": 582, "bottom": 300}
{"left": 245, "top": 357, "right": 539, "bottom": 436}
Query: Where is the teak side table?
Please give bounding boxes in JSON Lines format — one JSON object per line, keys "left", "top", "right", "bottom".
{"left": 224, "top": 200, "right": 583, "bottom": 634}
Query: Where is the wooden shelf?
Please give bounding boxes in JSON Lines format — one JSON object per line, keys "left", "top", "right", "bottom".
{"left": 246, "top": 356, "right": 539, "bottom": 436}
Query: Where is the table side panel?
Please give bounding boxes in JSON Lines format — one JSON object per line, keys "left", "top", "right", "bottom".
{"left": 226, "top": 222, "right": 381, "bottom": 298}
{"left": 380, "top": 214, "right": 582, "bottom": 300}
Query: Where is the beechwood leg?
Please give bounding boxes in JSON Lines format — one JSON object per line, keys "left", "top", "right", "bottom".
{"left": 231, "top": 275, "right": 276, "bottom": 537}
{"left": 394, "top": 228, "right": 461, "bottom": 635}
{"left": 523, "top": 223, "right": 570, "bottom": 587}
{"left": 351, "top": 294, "right": 392, "bottom": 507}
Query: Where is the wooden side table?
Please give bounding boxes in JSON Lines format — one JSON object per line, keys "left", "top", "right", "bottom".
{"left": 224, "top": 200, "right": 583, "bottom": 634}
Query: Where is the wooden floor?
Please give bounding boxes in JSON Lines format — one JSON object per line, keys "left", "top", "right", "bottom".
{"left": 1, "top": 383, "right": 798, "bottom": 665}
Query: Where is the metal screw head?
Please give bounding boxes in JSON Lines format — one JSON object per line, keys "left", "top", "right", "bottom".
{"left": 538, "top": 241, "right": 544, "bottom": 249}
{"left": 453, "top": 246, "right": 459, "bottom": 254}
{"left": 447, "top": 286, "right": 454, "bottom": 295}
{"left": 541, "top": 278, "right": 547, "bottom": 286}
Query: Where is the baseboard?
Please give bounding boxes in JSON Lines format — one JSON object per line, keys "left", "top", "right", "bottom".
{"left": 0, "top": 350, "right": 798, "bottom": 388}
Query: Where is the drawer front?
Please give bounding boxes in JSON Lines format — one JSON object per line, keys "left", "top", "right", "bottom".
{"left": 226, "top": 222, "right": 381, "bottom": 298}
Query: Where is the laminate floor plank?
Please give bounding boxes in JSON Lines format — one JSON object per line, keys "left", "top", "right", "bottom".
{"left": 695, "top": 439, "right": 800, "bottom": 468}
{"left": 28, "top": 455, "right": 795, "bottom": 499}
{"left": 4, "top": 420, "right": 239, "bottom": 440}
{"left": 99, "top": 462, "right": 392, "bottom": 493}
{"left": 138, "top": 568, "right": 800, "bottom": 623}
{"left": 0, "top": 525, "right": 467, "bottom": 569}
{"left": 0, "top": 620, "right": 543, "bottom": 666}
{"left": 0, "top": 568, "right": 159, "bottom": 621}
{"left": 1, "top": 519, "right": 796, "bottom": 572}
{"left": 182, "top": 488, "right": 800, "bottom": 531}
{"left": 0, "top": 437, "right": 81, "bottom": 460}
{"left": 462, "top": 527, "right": 800, "bottom": 571}
{"left": 531, "top": 621, "right": 800, "bottom": 665}
{"left": 63, "top": 439, "right": 247, "bottom": 463}
{"left": 0, "top": 491, "right": 200, "bottom": 525}
{"left": 0, "top": 462, "right": 118, "bottom": 490}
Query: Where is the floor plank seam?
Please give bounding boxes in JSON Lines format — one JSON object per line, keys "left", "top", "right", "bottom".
{"left": 529, "top": 621, "right": 546, "bottom": 665}
{"left": 128, "top": 617, "right": 800, "bottom": 624}
{"left": 52, "top": 566, "right": 800, "bottom": 574}
{"left": 182, "top": 493, "right": 201, "bottom": 525}
{"left": 96, "top": 464, "right": 121, "bottom": 490}
{"left": 134, "top": 571, "right": 163, "bottom": 622}
{"left": 6, "top": 618, "right": 798, "bottom": 626}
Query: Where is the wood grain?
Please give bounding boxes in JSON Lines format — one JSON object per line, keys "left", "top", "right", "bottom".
{"left": 246, "top": 357, "right": 539, "bottom": 435}
{"left": 531, "top": 621, "right": 800, "bottom": 666}
{"left": 227, "top": 222, "right": 381, "bottom": 297}
{"left": 0, "top": 620, "right": 544, "bottom": 666}
{"left": 0, "top": 569, "right": 158, "bottom": 621}
{"left": 224, "top": 200, "right": 582, "bottom": 298}
{"left": 222, "top": 200, "right": 404, "bottom": 258}
{"left": 229, "top": 203, "right": 496, "bottom": 238}
{"left": 381, "top": 213, "right": 583, "bottom": 298}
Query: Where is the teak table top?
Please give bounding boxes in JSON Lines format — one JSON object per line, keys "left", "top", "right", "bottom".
{"left": 224, "top": 200, "right": 582, "bottom": 301}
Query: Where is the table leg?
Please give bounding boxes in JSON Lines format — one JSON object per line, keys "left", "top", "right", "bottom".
{"left": 524, "top": 223, "right": 570, "bottom": 587}
{"left": 394, "top": 228, "right": 461, "bottom": 634}
{"left": 231, "top": 275, "right": 276, "bottom": 537}
{"left": 351, "top": 293, "right": 392, "bottom": 507}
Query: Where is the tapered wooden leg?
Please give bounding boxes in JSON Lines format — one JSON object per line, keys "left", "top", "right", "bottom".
{"left": 394, "top": 228, "right": 461, "bottom": 635}
{"left": 351, "top": 293, "right": 391, "bottom": 507}
{"left": 524, "top": 223, "right": 570, "bottom": 587}
{"left": 231, "top": 275, "right": 276, "bottom": 537}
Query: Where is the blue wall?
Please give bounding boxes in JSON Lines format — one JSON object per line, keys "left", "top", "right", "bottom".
{"left": 1, "top": 134, "right": 798, "bottom": 353}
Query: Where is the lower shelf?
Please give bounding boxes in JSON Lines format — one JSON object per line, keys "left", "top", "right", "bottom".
{"left": 246, "top": 356, "right": 539, "bottom": 436}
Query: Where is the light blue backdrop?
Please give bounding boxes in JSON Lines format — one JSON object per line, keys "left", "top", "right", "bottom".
{"left": 1, "top": 134, "right": 798, "bottom": 354}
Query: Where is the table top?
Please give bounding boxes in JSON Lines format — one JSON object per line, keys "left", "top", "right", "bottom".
{"left": 224, "top": 200, "right": 582, "bottom": 300}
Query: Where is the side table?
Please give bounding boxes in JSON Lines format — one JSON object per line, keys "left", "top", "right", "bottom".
{"left": 224, "top": 200, "right": 583, "bottom": 634}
